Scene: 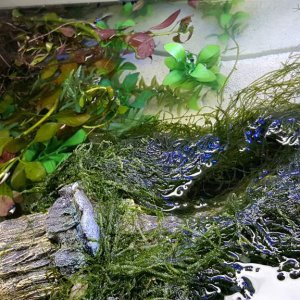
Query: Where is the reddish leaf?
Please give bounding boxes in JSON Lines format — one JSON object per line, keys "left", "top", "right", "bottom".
{"left": 173, "top": 26, "right": 194, "bottom": 43}
{"left": 59, "top": 26, "right": 76, "bottom": 37}
{"left": 73, "top": 49, "right": 86, "bottom": 64}
{"left": 178, "top": 15, "right": 193, "bottom": 33}
{"left": 0, "top": 195, "right": 14, "bottom": 217}
{"left": 150, "top": 9, "right": 181, "bottom": 30}
{"left": 188, "top": 0, "right": 199, "bottom": 9}
{"left": 96, "top": 28, "right": 116, "bottom": 41}
{"left": 0, "top": 151, "right": 15, "bottom": 164}
{"left": 173, "top": 34, "right": 181, "bottom": 43}
{"left": 93, "top": 58, "right": 116, "bottom": 74}
{"left": 0, "top": 183, "right": 14, "bottom": 217}
{"left": 127, "top": 32, "right": 155, "bottom": 59}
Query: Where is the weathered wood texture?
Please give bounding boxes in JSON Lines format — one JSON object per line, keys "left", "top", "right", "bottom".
{"left": 0, "top": 213, "right": 56, "bottom": 299}
{"left": 0, "top": 183, "right": 100, "bottom": 300}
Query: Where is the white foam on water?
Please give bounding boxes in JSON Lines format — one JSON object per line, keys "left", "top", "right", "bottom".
{"left": 225, "top": 263, "right": 300, "bottom": 300}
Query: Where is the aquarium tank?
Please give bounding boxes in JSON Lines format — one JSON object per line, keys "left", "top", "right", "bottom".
{"left": 0, "top": 0, "right": 300, "bottom": 299}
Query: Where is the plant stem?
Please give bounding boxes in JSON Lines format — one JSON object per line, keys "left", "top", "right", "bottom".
{"left": 27, "top": 16, "right": 101, "bottom": 42}
{"left": 219, "top": 35, "right": 240, "bottom": 106}
{"left": 20, "top": 94, "right": 60, "bottom": 137}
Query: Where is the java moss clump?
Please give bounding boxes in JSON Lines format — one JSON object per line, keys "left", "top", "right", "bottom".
{"left": 22, "top": 55, "right": 300, "bottom": 299}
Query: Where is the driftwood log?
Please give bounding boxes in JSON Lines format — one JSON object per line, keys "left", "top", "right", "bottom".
{"left": 0, "top": 183, "right": 100, "bottom": 300}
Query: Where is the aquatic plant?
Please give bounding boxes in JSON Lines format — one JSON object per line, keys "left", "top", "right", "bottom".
{"left": 189, "top": 0, "right": 249, "bottom": 44}
{"left": 162, "top": 43, "right": 225, "bottom": 110}
{"left": 0, "top": 2, "right": 238, "bottom": 206}
{"left": 0, "top": 8, "right": 194, "bottom": 206}
{"left": 23, "top": 54, "right": 300, "bottom": 299}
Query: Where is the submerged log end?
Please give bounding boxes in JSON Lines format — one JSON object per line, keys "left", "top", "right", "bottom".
{"left": 0, "top": 183, "right": 100, "bottom": 300}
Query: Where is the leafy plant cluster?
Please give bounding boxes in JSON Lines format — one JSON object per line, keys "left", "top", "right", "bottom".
{"left": 0, "top": 0, "right": 249, "bottom": 215}
{"left": 117, "top": 0, "right": 248, "bottom": 111}
{"left": 163, "top": 42, "right": 225, "bottom": 110}
{"left": 0, "top": 7, "right": 197, "bottom": 215}
{"left": 121, "top": 1, "right": 249, "bottom": 44}
{"left": 194, "top": 0, "right": 249, "bottom": 43}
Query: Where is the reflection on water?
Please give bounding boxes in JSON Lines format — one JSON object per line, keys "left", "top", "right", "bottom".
{"left": 143, "top": 135, "right": 223, "bottom": 199}
{"left": 225, "top": 263, "right": 300, "bottom": 300}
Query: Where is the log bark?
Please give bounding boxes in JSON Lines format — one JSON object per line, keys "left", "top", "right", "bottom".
{"left": 0, "top": 183, "right": 100, "bottom": 300}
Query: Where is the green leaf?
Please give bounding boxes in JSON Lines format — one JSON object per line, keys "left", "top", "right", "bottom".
{"left": 197, "top": 45, "right": 220, "bottom": 66}
{"left": 0, "top": 182, "right": 13, "bottom": 197}
{"left": 131, "top": 90, "right": 155, "bottom": 108}
{"left": 4, "top": 138, "right": 26, "bottom": 154}
{"left": 96, "top": 20, "right": 109, "bottom": 29}
{"left": 233, "top": 11, "right": 249, "bottom": 24}
{"left": 231, "top": 11, "right": 249, "bottom": 34}
{"left": 116, "top": 19, "right": 136, "bottom": 29}
{"left": 0, "top": 129, "right": 9, "bottom": 138}
{"left": 24, "top": 144, "right": 39, "bottom": 162}
{"left": 123, "top": 73, "right": 139, "bottom": 92}
{"left": 190, "top": 64, "right": 217, "bottom": 83}
{"left": 162, "top": 70, "right": 185, "bottom": 86}
{"left": 187, "top": 95, "right": 200, "bottom": 111}
{"left": 12, "top": 9, "right": 22, "bottom": 18}
{"left": 0, "top": 137, "right": 12, "bottom": 156}
{"left": 24, "top": 161, "right": 46, "bottom": 182}
{"left": 216, "top": 73, "right": 227, "bottom": 89}
{"left": 122, "top": 2, "right": 133, "bottom": 16}
{"left": 10, "top": 163, "right": 26, "bottom": 190}
{"left": 34, "top": 123, "right": 59, "bottom": 143}
{"left": 164, "top": 57, "right": 179, "bottom": 70}
{"left": 223, "top": 1, "right": 233, "bottom": 13}
{"left": 218, "top": 33, "right": 230, "bottom": 44}
{"left": 180, "top": 79, "right": 199, "bottom": 90}
{"left": 0, "top": 95, "right": 13, "bottom": 114}
{"left": 41, "top": 160, "right": 56, "bottom": 174}
{"left": 118, "top": 62, "right": 137, "bottom": 72}
{"left": 232, "top": 0, "right": 244, "bottom": 7}
{"left": 99, "top": 79, "right": 111, "bottom": 87}
{"left": 41, "top": 153, "right": 71, "bottom": 174}
{"left": 117, "top": 105, "right": 129, "bottom": 115}
{"left": 109, "top": 108, "right": 155, "bottom": 136}
{"left": 30, "top": 54, "right": 49, "bottom": 66}
{"left": 59, "top": 129, "right": 87, "bottom": 149}
{"left": 41, "top": 64, "right": 58, "bottom": 80}
{"left": 219, "top": 13, "right": 233, "bottom": 29}
{"left": 45, "top": 42, "right": 53, "bottom": 53}
{"left": 56, "top": 111, "right": 90, "bottom": 127}
{"left": 164, "top": 43, "right": 186, "bottom": 62}
{"left": 40, "top": 137, "right": 61, "bottom": 156}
